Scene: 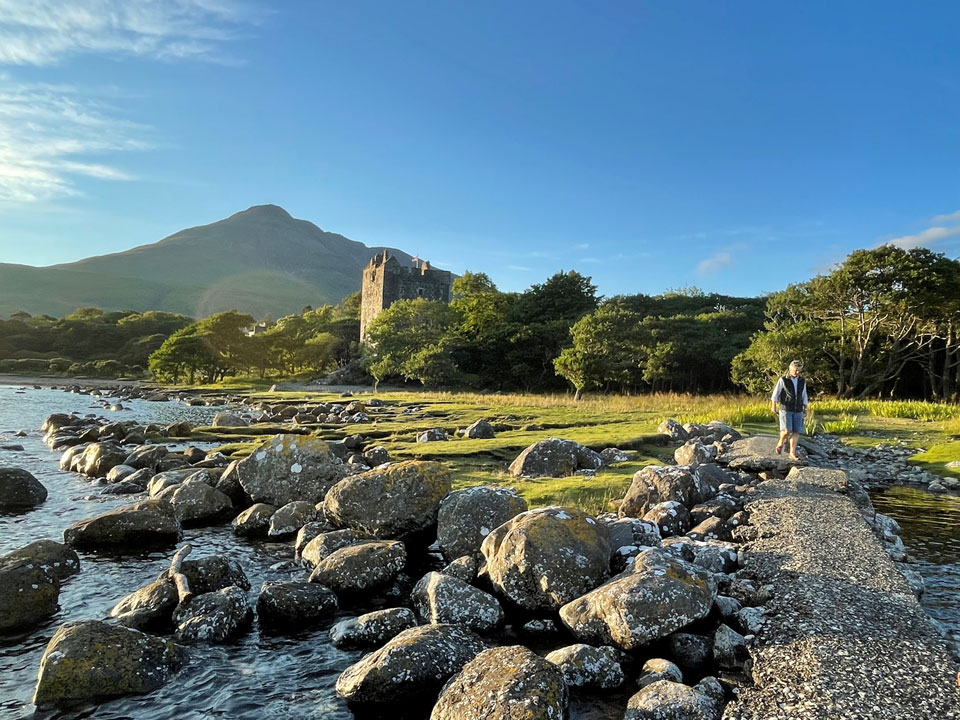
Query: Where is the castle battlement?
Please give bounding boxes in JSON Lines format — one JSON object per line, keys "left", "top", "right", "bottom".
{"left": 360, "top": 251, "right": 453, "bottom": 340}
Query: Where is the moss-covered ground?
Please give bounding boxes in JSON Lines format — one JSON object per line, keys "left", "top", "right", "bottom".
{"left": 185, "top": 389, "right": 960, "bottom": 514}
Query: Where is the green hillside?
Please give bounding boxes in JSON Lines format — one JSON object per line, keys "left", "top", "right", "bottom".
{"left": 0, "top": 205, "right": 414, "bottom": 319}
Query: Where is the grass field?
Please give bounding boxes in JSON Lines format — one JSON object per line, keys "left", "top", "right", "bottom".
{"left": 191, "top": 388, "right": 960, "bottom": 514}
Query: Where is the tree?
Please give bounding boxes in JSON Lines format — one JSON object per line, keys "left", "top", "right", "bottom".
{"left": 364, "top": 299, "right": 460, "bottom": 387}
{"left": 148, "top": 327, "right": 221, "bottom": 384}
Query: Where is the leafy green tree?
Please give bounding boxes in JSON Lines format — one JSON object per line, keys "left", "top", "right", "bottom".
{"left": 365, "top": 298, "right": 459, "bottom": 387}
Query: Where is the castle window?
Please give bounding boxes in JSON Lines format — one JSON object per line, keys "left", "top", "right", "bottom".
{"left": 418, "top": 288, "right": 424, "bottom": 297}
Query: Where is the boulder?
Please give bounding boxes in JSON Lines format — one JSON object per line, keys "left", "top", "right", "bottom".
{"left": 642, "top": 501, "right": 692, "bottom": 537}
{"left": 718, "top": 435, "right": 798, "bottom": 473}
{"left": 124, "top": 444, "right": 169, "bottom": 471}
{"left": 106, "top": 464, "right": 137, "bottom": 483}
{"left": 442, "top": 555, "right": 479, "bottom": 583}
{"left": 0, "top": 467, "right": 48, "bottom": 508}
{"left": 639, "top": 658, "right": 684, "bottom": 688}
{"left": 1, "top": 539, "right": 80, "bottom": 582}
{"left": 256, "top": 581, "right": 338, "bottom": 631}
{"left": 63, "top": 502, "right": 182, "bottom": 550}
{"left": 463, "top": 419, "right": 496, "bottom": 439}
{"left": 544, "top": 643, "right": 624, "bottom": 689}
{"left": 674, "top": 439, "right": 717, "bottom": 466}
{"left": 330, "top": 607, "right": 418, "bottom": 649}
{"left": 667, "top": 633, "right": 714, "bottom": 668}
{"left": 624, "top": 678, "right": 725, "bottom": 720}
{"left": 324, "top": 460, "right": 452, "bottom": 539}
{"left": 658, "top": 418, "right": 690, "bottom": 442}
{"left": 713, "top": 623, "right": 749, "bottom": 669}
{"left": 662, "top": 538, "right": 738, "bottom": 574}
{"left": 417, "top": 428, "right": 448, "bottom": 442}
{"left": 301, "top": 529, "right": 374, "bottom": 567}
{"left": 76, "top": 442, "right": 128, "bottom": 477}
{"left": 620, "top": 465, "right": 719, "bottom": 518}
{"left": 212, "top": 412, "right": 248, "bottom": 427}
{"left": 294, "top": 520, "right": 335, "bottom": 558}
{"left": 362, "top": 445, "right": 391, "bottom": 466}
{"left": 236, "top": 434, "right": 347, "bottom": 506}
{"left": 156, "top": 477, "right": 233, "bottom": 526}
{"left": 437, "top": 485, "right": 528, "bottom": 561}
{"left": 600, "top": 447, "right": 631, "bottom": 465}
{"left": 32, "top": 620, "right": 184, "bottom": 708}
{"left": 308, "top": 541, "right": 406, "bottom": 594}
{"left": 231, "top": 503, "right": 277, "bottom": 537}
{"left": 268, "top": 500, "right": 318, "bottom": 538}
{"left": 177, "top": 555, "right": 250, "bottom": 594}
{"left": 173, "top": 586, "right": 252, "bottom": 643}
{"left": 0, "top": 557, "right": 59, "bottom": 632}
{"left": 559, "top": 548, "right": 717, "bottom": 650}
{"left": 481, "top": 507, "right": 610, "bottom": 611}
{"left": 411, "top": 571, "right": 504, "bottom": 633}
{"left": 431, "top": 645, "right": 568, "bottom": 720}
{"left": 109, "top": 578, "right": 179, "bottom": 631}
{"left": 335, "top": 624, "right": 485, "bottom": 703}
{"left": 59, "top": 444, "right": 88, "bottom": 471}
{"left": 508, "top": 437, "right": 599, "bottom": 478}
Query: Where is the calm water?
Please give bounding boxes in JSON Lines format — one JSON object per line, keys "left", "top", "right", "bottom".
{"left": 872, "top": 485, "right": 960, "bottom": 652}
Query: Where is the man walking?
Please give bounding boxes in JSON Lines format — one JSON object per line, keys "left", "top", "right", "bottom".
{"left": 771, "top": 360, "right": 808, "bottom": 461}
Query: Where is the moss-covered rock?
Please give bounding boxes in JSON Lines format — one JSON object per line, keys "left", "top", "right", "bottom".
{"left": 236, "top": 434, "right": 347, "bottom": 506}
{"left": 301, "top": 529, "right": 374, "bottom": 567}
{"left": 268, "top": 500, "right": 318, "bottom": 538}
{"left": 544, "top": 643, "right": 624, "bottom": 689}
{"left": 431, "top": 645, "right": 568, "bottom": 720}
{"left": 63, "top": 502, "right": 182, "bottom": 550}
{"left": 308, "top": 540, "right": 405, "bottom": 594}
{"left": 231, "top": 502, "right": 277, "bottom": 537}
{"left": 32, "top": 620, "right": 184, "bottom": 708}
{"left": 0, "top": 557, "right": 59, "bottom": 632}
{"left": 411, "top": 571, "right": 504, "bottom": 633}
{"left": 559, "top": 548, "right": 717, "bottom": 650}
{"left": 481, "top": 506, "right": 610, "bottom": 611}
{"left": 109, "top": 578, "right": 179, "bottom": 631}
{"left": 0, "top": 467, "right": 47, "bottom": 508}
{"left": 624, "top": 677, "right": 725, "bottom": 720}
{"left": 1, "top": 539, "right": 79, "bottom": 582}
{"left": 335, "top": 624, "right": 485, "bottom": 703}
{"left": 324, "top": 460, "right": 452, "bottom": 539}
{"left": 436, "top": 486, "right": 527, "bottom": 561}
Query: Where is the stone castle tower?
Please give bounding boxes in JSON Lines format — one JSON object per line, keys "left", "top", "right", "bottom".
{"left": 360, "top": 251, "right": 454, "bottom": 340}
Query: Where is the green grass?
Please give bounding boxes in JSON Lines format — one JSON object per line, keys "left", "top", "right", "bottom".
{"left": 819, "top": 413, "right": 861, "bottom": 435}
{"left": 908, "top": 441, "right": 960, "bottom": 478}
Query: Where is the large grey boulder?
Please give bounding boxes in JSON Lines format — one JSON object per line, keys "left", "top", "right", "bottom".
{"left": 236, "top": 434, "right": 347, "bottom": 506}
{"left": 658, "top": 419, "right": 690, "bottom": 442}
{"left": 674, "top": 439, "right": 717, "bottom": 466}
{"left": 110, "top": 577, "right": 179, "bottom": 631}
{"left": 330, "top": 608, "right": 418, "bottom": 649}
{"left": 559, "top": 548, "right": 717, "bottom": 650}
{"left": 335, "top": 624, "right": 485, "bottom": 703}
{"left": 718, "top": 435, "right": 798, "bottom": 473}
{"left": 463, "top": 419, "right": 496, "bottom": 439}
{"left": 1, "top": 539, "right": 79, "bottom": 582}
{"left": 33, "top": 621, "right": 184, "bottom": 709}
{"left": 63, "top": 502, "right": 181, "bottom": 549}
{"left": 431, "top": 645, "right": 568, "bottom": 720}
{"left": 0, "top": 467, "right": 48, "bottom": 508}
{"left": 123, "top": 444, "right": 169, "bottom": 471}
{"left": 256, "top": 581, "right": 338, "bottom": 631}
{"left": 436, "top": 485, "right": 528, "bottom": 561}
{"left": 308, "top": 541, "right": 406, "bottom": 594}
{"left": 155, "top": 477, "right": 233, "bottom": 526}
{"left": 231, "top": 503, "right": 277, "bottom": 537}
{"left": 508, "top": 437, "right": 600, "bottom": 478}
{"left": 411, "top": 571, "right": 504, "bottom": 632}
{"left": 173, "top": 586, "right": 252, "bottom": 643}
{"left": 481, "top": 507, "right": 610, "bottom": 611}
{"left": 211, "top": 412, "right": 248, "bottom": 427}
{"left": 176, "top": 555, "right": 250, "bottom": 594}
{"left": 0, "top": 557, "right": 59, "bottom": 632}
{"left": 620, "top": 465, "right": 719, "bottom": 518}
{"left": 268, "top": 500, "right": 318, "bottom": 538}
{"left": 624, "top": 677, "right": 725, "bottom": 720}
{"left": 76, "top": 442, "right": 128, "bottom": 477}
{"left": 301, "top": 529, "right": 374, "bottom": 567}
{"left": 324, "top": 460, "right": 451, "bottom": 539}
{"left": 545, "top": 643, "right": 624, "bottom": 689}
{"left": 643, "top": 501, "right": 693, "bottom": 537}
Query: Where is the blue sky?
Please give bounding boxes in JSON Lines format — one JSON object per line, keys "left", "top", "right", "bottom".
{"left": 0, "top": 1, "right": 958, "bottom": 298}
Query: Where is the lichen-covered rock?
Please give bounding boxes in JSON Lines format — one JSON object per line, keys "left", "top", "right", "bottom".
{"left": 600, "top": 516, "right": 663, "bottom": 552}
{"left": 417, "top": 428, "right": 448, "bottom": 442}
{"left": 559, "top": 548, "right": 717, "bottom": 650}
{"left": 667, "top": 633, "right": 714, "bottom": 668}
{"left": 600, "top": 447, "right": 631, "bottom": 465}
{"left": 621, "top": 465, "right": 719, "bottom": 518}
{"left": 639, "top": 658, "right": 684, "bottom": 688}
{"left": 481, "top": 506, "right": 610, "bottom": 611}
{"left": 301, "top": 529, "right": 374, "bottom": 567}
{"left": 0, "top": 467, "right": 48, "bottom": 508}
{"left": 109, "top": 578, "right": 179, "bottom": 631}
{"left": 156, "top": 477, "right": 233, "bottom": 526}
{"left": 441, "top": 555, "right": 478, "bottom": 583}
{"left": 411, "top": 571, "right": 504, "bottom": 633}
{"left": 1, "top": 539, "right": 79, "bottom": 582}
{"left": 123, "top": 444, "right": 169, "bottom": 471}
{"left": 231, "top": 503, "right": 277, "bottom": 537}
{"left": 687, "top": 516, "right": 732, "bottom": 542}
{"left": 431, "top": 645, "right": 568, "bottom": 720}
{"left": 713, "top": 623, "right": 748, "bottom": 669}
{"left": 0, "top": 557, "right": 59, "bottom": 632}
{"left": 176, "top": 555, "right": 250, "bottom": 594}
{"left": 76, "top": 442, "right": 128, "bottom": 477}
{"left": 643, "top": 501, "right": 692, "bottom": 537}
{"left": 674, "top": 439, "right": 716, "bottom": 467}
{"left": 33, "top": 620, "right": 184, "bottom": 708}
{"left": 106, "top": 464, "right": 136, "bottom": 483}
{"left": 268, "top": 500, "right": 318, "bottom": 538}
{"left": 211, "top": 412, "right": 248, "bottom": 427}
{"left": 658, "top": 418, "right": 690, "bottom": 442}
{"left": 236, "top": 434, "right": 347, "bottom": 506}
{"left": 330, "top": 607, "right": 418, "bottom": 649}
{"left": 173, "top": 586, "right": 252, "bottom": 643}
{"left": 256, "top": 581, "right": 338, "bottom": 631}
{"left": 508, "top": 437, "right": 599, "bottom": 478}
{"left": 335, "top": 624, "right": 485, "bottom": 703}
{"left": 63, "top": 502, "right": 182, "bottom": 549}
{"left": 294, "top": 519, "right": 334, "bottom": 558}
{"left": 437, "top": 485, "right": 528, "bottom": 561}
{"left": 661, "top": 538, "right": 738, "bottom": 574}
{"left": 362, "top": 445, "right": 391, "bottom": 466}
{"left": 544, "top": 643, "right": 624, "bottom": 689}
{"left": 308, "top": 541, "right": 406, "bottom": 594}
{"left": 324, "top": 460, "right": 452, "bottom": 539}
{"left": 464, "top": 419, "right": 496, "bottom": 439}
{"left": 624, "top": 677, "right": 725, "bottom": 720}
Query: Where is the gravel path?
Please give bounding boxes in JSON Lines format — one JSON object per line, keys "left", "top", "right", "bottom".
{"left": 724, "top": 466, "right": 960, "bottom": 719}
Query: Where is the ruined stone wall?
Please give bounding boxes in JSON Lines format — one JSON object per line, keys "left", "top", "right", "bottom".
{"left": 360, "top": 253, "right": 453, "bottom": 340}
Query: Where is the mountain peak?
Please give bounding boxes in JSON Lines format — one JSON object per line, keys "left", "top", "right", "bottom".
{"left": 232, "top": 204, "right": 292, "bottom": 220}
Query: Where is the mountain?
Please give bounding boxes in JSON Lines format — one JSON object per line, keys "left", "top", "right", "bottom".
{"left": 0, "top": 205, "right": 415, "bottom": 319}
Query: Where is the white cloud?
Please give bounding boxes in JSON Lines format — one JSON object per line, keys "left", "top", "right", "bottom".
{"left": 696, "top": 250, "right": 733, "bottom": 276}
{"left": 931, "top": 210, "right": 960, "bottom": 224}
{"left": 0, "top": 0, "right": 261, "bottom": 66}
{"left": 888, "top": 224, "right": 960, "bottom": 250}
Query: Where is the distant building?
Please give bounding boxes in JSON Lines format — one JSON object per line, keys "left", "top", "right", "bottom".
{"left": 360, "top": 251, "right": 453, "bottom": 341}
{"left": 242, "top": 321, "right": 270, "bottom": 337}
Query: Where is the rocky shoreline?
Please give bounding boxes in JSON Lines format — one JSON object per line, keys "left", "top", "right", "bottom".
{"left": 1, "top": 388, "right": 957, "bottom": 719}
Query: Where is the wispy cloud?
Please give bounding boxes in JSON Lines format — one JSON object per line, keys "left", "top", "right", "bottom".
{"left": 0, "top": 0, "right": 261, "bottom": 66}
{"left": 696, "top": 250, "right": 734, "bottom": 276}
{"left": 575, "top": 242, "right": 590, "bottom": 250}
{"left": 888, "top": 212, "right": 960, "bottom": 250}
